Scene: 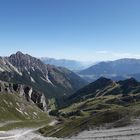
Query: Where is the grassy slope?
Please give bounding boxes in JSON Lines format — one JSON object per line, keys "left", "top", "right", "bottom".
{"left": 0, "top": 93, "right": 50, "bottom": 131}
{"left": 39, "top": 95, "right": 140, "bottom": 138}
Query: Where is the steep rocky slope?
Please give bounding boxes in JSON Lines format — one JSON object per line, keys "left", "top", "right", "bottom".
{"left": 0, "top": 80, "right": 47, "bottom": 111}
{"left": 0, "top": 52, "right": 87, "bottom": 99}
{"left": 0, "top": 81, "right": 49, "bottom": 122}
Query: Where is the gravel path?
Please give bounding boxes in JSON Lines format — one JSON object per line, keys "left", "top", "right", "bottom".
{"left": 0, "top": 121, "right": 21, "bottom": 128}
{"left": 1, "top": 119, "right": 140, "bottom": 140}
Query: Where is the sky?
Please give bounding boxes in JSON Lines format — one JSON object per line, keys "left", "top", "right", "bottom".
{"left": 0, "top": 0, "right": 140, "bottom": 61}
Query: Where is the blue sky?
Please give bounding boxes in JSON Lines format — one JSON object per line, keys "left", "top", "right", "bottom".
{"left": 0, "top": 0, "right": 140, "bottom": 61}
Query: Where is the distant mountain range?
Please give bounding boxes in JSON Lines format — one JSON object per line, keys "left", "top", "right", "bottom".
{"left": 78, "top": 58, "right": 140, "bottom": 82}
{"left": 40, "top": 57, "right": 93, "bottom": 71}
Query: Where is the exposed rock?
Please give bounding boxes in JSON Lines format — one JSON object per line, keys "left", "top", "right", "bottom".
{"left": 0, "top": 52, "right": 87, "bottom": 98}
{"left": 0, "top": 80, "right": 47, "bottom": 111}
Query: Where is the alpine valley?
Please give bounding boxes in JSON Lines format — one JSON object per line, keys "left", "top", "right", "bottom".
{"left": 1, "top": 52, "right": 140, "bottom": 139}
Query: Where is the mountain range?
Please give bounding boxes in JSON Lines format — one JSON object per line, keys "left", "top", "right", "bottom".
{"left": 79, "top": 58, "right": 140, "bottom": 82}
{"left": 40, "top": 57, "right": 93, "bottom": 71}
{"left": 2, "top": 52, "right": 140, "bottom": 138}
{"left": 0, "top": 52, "right": 87, "bottom": 98}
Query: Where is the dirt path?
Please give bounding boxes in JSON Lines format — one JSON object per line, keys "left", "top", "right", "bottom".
{"left": 0, "top": 120, "right": 58, "bottom": 140}
{"left": 1, "top": 119, "right": 140, "bottom": 140}
{"left": 0, "top": 128, "right": 41, "bottom": 140}
{"left": 0, "top": 121, "right": 21, "bottom": 128}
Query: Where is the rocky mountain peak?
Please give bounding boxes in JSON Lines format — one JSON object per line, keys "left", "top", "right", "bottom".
{"left": 0, "top": 52, "right": 87, "bottom": 99}
{"left": 15, "top": 51, "right": 24, "bottom": 56}
{"left": 8, "top": 51, "right": 48, "bottom": 73}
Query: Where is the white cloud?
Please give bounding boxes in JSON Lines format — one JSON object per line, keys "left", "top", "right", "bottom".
{"left": 96, "top": 51, "right": 108, "bottom": 54}
{"left": 90, "top": 51, "right": 140, "bottom": 62}
{"left": 110, "top": 52, "right": 140, "bottom": 59}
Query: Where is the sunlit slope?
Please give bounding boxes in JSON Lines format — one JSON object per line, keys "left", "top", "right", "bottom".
{"left": 0, "top": 93, "right": 48, "bottom": 121}
{"left": 39, "top": 77, "right": 140, "bottom": 138}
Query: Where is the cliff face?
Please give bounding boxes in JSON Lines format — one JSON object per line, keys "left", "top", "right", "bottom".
{"left": 0, "top": 80, "right": 47, "bottom": 111}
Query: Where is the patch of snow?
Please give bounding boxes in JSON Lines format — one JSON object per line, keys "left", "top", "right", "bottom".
{"left": 31, "top": 67, "right": 35, "bottom": 71}
{"left": 33, "top": 112, "right": 37, "bottom": 116}
{"left": 3, "top": 100, "right": 8, "bottom": 105}
{"left": 24, "top": 112, "right": 29, "bottom": 116}
{"left": 40, "top": 77, "right": 46, "bottom": 82}
{"left": 16, "top": 102, "right": 20, "bottom": 107}
{"left": 16, "top": 108, "right": 23, "bottom": 114}
{"left": 6, "top": 61, "right": 22, "bottom": 76}
{"left": 40, "top": 75, "right": 54, "bottom": 86}
{"left": 30, "top": 76, "right": 35, "bottom": 83}
{"left": 25, "top": 67, "right": 30, "bottom": 75}
{"left": 0, "top": 67, "right": 4, "bottom": 72}
{"left": 46, "top": 75, "right": 54, "bottom": 85}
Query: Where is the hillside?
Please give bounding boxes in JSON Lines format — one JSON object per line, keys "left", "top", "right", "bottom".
{"left": 0, "top": 81, "right": 50, "bottom": 131}
{"left": 0, "top": 80, "right": 47, "bottom": 111}
{"left": 68, "top": 77, "right": 140, "bottom": 103}
{"left": 0, "top": 52, "right": 87, "bottom": 99}
{"left": 39, "top": 77, "right": 140, "bottom": 138}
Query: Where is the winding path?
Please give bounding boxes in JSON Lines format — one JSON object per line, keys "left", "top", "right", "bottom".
{"left": 1, "top": 120, "right": 140, "bottom": 140}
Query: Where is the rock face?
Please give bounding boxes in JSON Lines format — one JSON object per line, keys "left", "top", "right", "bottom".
{"left": 0, "top": 51, "right": 87, "bottom": 99}
{"left": 8, "top": 51, "right": 48, "bottom": 74}
{"left": 0, "top": 80, "right": 47, "bottom": 111}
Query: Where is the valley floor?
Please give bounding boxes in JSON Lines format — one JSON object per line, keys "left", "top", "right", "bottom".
{"left": 1, "top": 119, "right": 140, "bottom": 140}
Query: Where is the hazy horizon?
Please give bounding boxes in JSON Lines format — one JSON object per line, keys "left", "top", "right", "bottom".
{"left": 2, "top": 51, "right": 140, "bottom": 63}
{"left": 0, "top": 0, "right": 140, "bottom": 61}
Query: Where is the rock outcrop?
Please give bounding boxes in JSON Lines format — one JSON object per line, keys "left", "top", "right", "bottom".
{"left": 0, "top": 80, "right": 47, "bottom": 111}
